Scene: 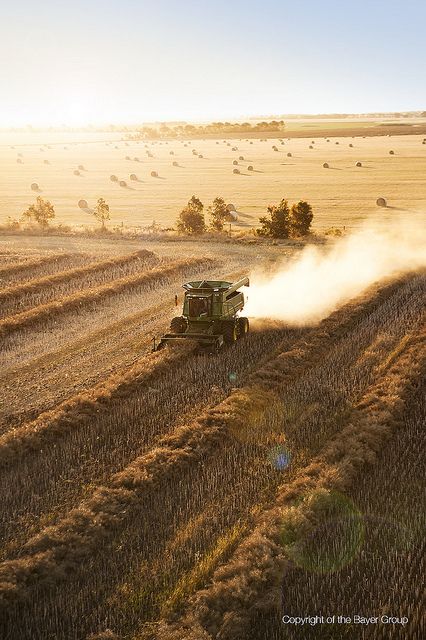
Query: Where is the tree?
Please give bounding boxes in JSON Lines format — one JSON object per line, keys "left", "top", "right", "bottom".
{"left": 21, "top": 196, "right": 55, "bottom": 228}
{"left": 290, "top": 200, "right": 313, "bottom": 236}
{"left": 176, "top": 196, "right": 205, "bottom": 234}
{"left": 257, "top": 199, "right": 291, "bottom": 238}
{"left": 208, "top": 197, "right": 228, "bottom": 231}
{"left": 93, "top": 198, "right": 110, "bottom": 230}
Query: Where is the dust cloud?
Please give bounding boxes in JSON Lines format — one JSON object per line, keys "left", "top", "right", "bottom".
{"left": 245, "top": 216, "right": 426, "bottom": 325}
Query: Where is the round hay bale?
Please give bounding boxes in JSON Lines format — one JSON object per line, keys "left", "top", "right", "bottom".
{"left": 389, "top": 150, "right": 394, "bottom": 155}
{"left": 172, "top": 161, "right": 179, "bottom": 167}
{"left": 130, "top": 173, "right": 138, "bottom": 181}
{"left": 233, "top": 168, "right": 240, "bottom": 174}
{"left": 64, "top": 146, "right": 68, "bottom": 150}
{"left": 18, "top": 152, "right": 23, "bottom": 157}
{"left": 44, "top": 159, "right": 50, "bottom": 164}
{"left": 226, "top": 203, "right": 236, "bottom": 212}
{"left": 78, "top": 164, "right": 85, "bottom": 170}
{"left": 272, "top": 145, "right": 278, "bottom": 151}
{"left": 349, "top": 143, "right": 353, "bottom": 147}
{"left": 151, "top": 171, "right": 158, "bottom": 177}
{"left": 423, "top": 140, "right": 426, "bottom": 144}
{"left": 322, "top": 162, "right": 329, "bottom": 168}
{"left": 326, "top": 139, "right": 330, "bottom": 142}
{"left": 198, "top": 154, "right": 203, "bottom": 158}
{"left": 192, "top": 150, "right": 197, "bottom": 155}
{"left": 335, "top": 141, "right": 339, "bottom": 145}
{"left": 232, "top": 160, "right": 238, "bottom": 165}
{"left": 281, "top": 141, "right": 285, "bottom": 145}
{"left": 250, "top": 141, "right": 253, "bottom": 144}
{"left": 247, "top": 165, "right": 254, "bottom": 171}
{"left": 119, "top": 180, "right": 127, "bottom": 187}
{"left": 309, "top": 145, "right": 313, "bottom": 149}
{"left": 17, "top": 158, "right": 23, "bottom": 164}
{"left": 133, "top": 157, "right": 139, "bottom": 162}
{"left": 376, "top": 197, "right": 387, "bottom": 207}
{"left": 78, "top": 199, "right": 88, "bottom": 209}
{"left": 170, "top": 151, "right": 174, "bottom": 155}
{"left": 227, "top": 143, "right": 231, "bottom": 146}
{"left": 216, "top": 141, "right": 219, "bottom": 145}
{"left": 239, "top": 155, "right": 244, "bottom": 161}
{"left": 287, "top": 152, "right": 292, "bottom": 157}
{"left": 356, "top": 161, "right": 362, "bottom": 167}
{"left": 31, "top": 183, "right": 39, "bottom": 191}
{"left": 110, "top": 175, "right": 118, "bottom": 182}
{"left": 232, "top": 147, "right": 238, "bottom": 151}
{"left": 311, "top": 140, "right": 315, "bottom": 144}
{"left": 73, "top": 169, "right": 80, "bottom": 176}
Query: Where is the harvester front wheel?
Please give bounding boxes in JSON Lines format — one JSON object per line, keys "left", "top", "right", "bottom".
{"left": 223, "top": 321, "right": 238, "bottom": 344}
{"left": 238, "top": 317, "right": 249, "bottom": 338}
{"left": 170, "top": 316, "right": 187, "bottom": 334}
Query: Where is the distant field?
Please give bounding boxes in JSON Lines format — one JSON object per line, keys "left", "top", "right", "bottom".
{"left": 0, "top": 120, "right": 425, "bottom": 232}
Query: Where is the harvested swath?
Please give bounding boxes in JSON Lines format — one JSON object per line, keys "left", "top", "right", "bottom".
{"left": 0, "top": 257, "right": 213, "bottom": 341}
{"left": 0, "top": 344, "right": 191, "bottom": 469}
{"left": 152, "top": 329, "right": 425, "bottom": 639}
{"left": 0, "top": 250, "right": 156, "bottom": 309}
{"left": 0, "top": 276, "right": 413, "bottom": 600}
{"left": 0, "top": 254, "right": 78, "bottom": 280}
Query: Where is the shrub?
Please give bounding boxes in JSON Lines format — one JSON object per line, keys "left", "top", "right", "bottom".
{"left": 257, "top": 199, "right": 291, "bottom": 238}
{"left": 290, "top": 200, "right": 313, "bottom": 236}
{"left": 21, "top": 196, "right": 55, "bottom": 229}
{"left": 176, "top": 196, "right": 205, "bottom": 234}
{"left": 208, "top": 197, "right": 228, "bottom": 231}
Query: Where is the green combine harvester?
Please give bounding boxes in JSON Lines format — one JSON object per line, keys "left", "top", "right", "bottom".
{"left": 155, "top": 276, "right": 249, "bottom": 351}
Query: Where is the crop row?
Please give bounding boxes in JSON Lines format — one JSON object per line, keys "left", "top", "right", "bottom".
{"left": 0, "top": 249, "right": 157, "bottom": 318}
{"left": 150, "top": 327, "right": 425, "bottom": 640}
{"left": 0, "top": 274, "right": 418, "bottom": 603}
{"left": 0, "top": 252, "right": 89, "bottom": 283}
{"left": 0, "top": 256, "right": 214, "bottom": 340}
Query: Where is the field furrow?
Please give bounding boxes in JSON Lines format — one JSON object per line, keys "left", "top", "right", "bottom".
{"left": 0, "top": 272, "right": 423, "bottom": 640}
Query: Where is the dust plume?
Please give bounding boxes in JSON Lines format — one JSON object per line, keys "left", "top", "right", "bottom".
{"left": 246, "top": 216, "right": 426, "bottom": 325}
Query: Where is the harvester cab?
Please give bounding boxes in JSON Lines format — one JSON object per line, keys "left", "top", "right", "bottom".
{"left": 155, "top": 277, "right": 249, "bottom": 352}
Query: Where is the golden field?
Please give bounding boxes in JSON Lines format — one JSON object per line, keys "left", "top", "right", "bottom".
{"left": 1, "top": 120, "right": 425, "bottom": 232}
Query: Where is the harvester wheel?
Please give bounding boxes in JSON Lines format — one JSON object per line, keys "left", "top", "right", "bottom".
{"left": 170, "top": 316, "right": 187, "bottom": 334}
{"left": 223, "top": 321, "right": 238, "bottom": 345}
{"left": 238, "top": 317, "right": 249, "bottom": 338}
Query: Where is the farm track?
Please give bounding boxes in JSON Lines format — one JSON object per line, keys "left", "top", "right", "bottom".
{"left": 0, "top": 256, "right": 214, "bottom": 340}
{"left": 0, "top": 272, "right": 424, "bottom": 640}
{"left": 0, "top": 249, "right": 157, "bottom": 318}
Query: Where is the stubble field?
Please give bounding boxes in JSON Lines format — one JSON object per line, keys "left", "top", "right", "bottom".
{"left": 1, "top": 123, "right": 425, "bottom": 232}
{"left": 0, "top": 230, "right": 424, "bottom": 639}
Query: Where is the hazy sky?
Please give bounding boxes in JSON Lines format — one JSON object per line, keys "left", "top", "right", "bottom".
{"left": 1, "top": 0, "right": 425, "bottom": 126}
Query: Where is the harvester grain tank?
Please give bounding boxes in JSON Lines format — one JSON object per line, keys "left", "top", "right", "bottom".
{"left": 155, "top": 277, "right": 249, "bottom": 351}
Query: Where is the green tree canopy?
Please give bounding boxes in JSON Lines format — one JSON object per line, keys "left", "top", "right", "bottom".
{"left": 208, "top": 197, "right": 229, "bottom": 231}
{"left": 21, "top": 196, "right": 55, "bottom": 228}
{"left": 93, "top": 197, "right": 110, "bottom": 229}
{"left": 290, "top": 200, "right": 313, "bottom": 236}
{"left": 176, "top": 196, "right": 205, "bottom": 234}
{"left": 257, "top": 199, "right": 291, "bottom": 238}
